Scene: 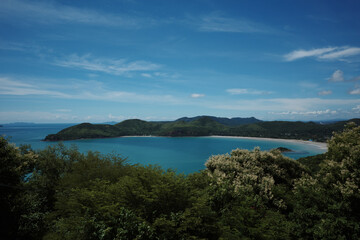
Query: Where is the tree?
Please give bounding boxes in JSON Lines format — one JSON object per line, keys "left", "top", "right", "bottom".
{"left": 0, "top": 137, "right": 36, "bottom": 239}
{"left": 291, "top": 123, "right": 360, "bottom": 239}
{"left": 205, "top": 147, "right": 306, "bottom": 239}
{"left": 205, "top": 147, "right": 306, "bottom": 210}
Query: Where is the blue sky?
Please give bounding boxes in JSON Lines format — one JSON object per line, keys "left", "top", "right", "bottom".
{"left": 0, "top": 0, "right": 360, "bottom": 123}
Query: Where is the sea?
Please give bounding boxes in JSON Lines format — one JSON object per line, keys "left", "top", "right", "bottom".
{"left": 0, "top": 123, "right": 327, "bottom": 174}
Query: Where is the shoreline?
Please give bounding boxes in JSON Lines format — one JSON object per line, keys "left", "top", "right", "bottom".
{"left": 209, "top": 135, "right": 328, "bottom": 151}
{"left": 43, "top": 134, "right": 328, "bottom": 151}
{"left": 122, "top": 135, "right": 328, "bottom": 151}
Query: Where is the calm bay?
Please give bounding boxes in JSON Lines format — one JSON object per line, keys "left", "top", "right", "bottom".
{"left": 0, "top": 123, "right": 327, "bottom": 174}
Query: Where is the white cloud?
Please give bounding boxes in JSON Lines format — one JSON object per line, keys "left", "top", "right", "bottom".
{"left": 0, "top": 0, "right": 150, "bottom": 28}
{"left": 108, "top": 114, "right": 125, "bottom": 121}
{"left": 0, "top": 77, "right": 181, "bottom": 104}
{"left": 318, "top": 90, "right": 332, "bottom": 96}
{"left": 141, "top": 73, "right": 152, "bottom": 78}
{"left": 0, "top": 111, "right": 78, "bottom": 123}
{"left": 0, "top": 42, "right": 28, "bottom": 52}
{"left": 270, "top": 109, "right": 337, "bottom": 116}
{"left": 154, "top": 72, "right": 168, "bottom": 77}
{"left": 226, "top": 88, "right": 272, "bottom": 95}
{"left": 191, "top": 93, "right": 205, "bottom": 98}
{"left": 319, "top": 47, "right": 360, "bottom": 60}
{"left": 0, "top": 111, "right": 127, "bottom": 123}
{"left": 284, "top": 46, "right": 360, "bottom": 61}
{"left": 227, "top": 88, "right": 248, "bottom": 94}
{"left": 349, "top": 88, "right": 360, "bottom": 95}
{"left": 328, "top": 70, "right": 360, "bottom": 83}
{"left": 284, "top": 47, "right": 336, "bottom": 61}
{"left": 329, "top": 70, "right": 344, "bottom": 82}
{"left": 211, "top": 98, "right": 360, "bottom": 112}
{"left": 54, "top": 54, "right": 161, "bottom": 75}
{"left": 0, "top": 77, "right": 71, "bottom": 97}
{"left": 353, "top": 105, "right": 360, "bottom": 111}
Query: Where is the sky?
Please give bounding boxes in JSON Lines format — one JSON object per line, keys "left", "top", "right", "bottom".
{"left": 0, "top": 0, "right": 360, "bottom": 123}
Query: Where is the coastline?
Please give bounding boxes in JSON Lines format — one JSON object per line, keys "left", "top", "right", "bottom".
{"left": 120, "top": 135, "right": 328, "bottom": 151}
{"left": 43, "top": 134, "right": 328, "bottom": 151}
{"left": 209, "top": 135, "right": 328, "bottom": 151}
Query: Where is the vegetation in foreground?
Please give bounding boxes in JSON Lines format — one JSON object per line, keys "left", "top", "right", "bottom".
{"left": 44, "top": 116, "right": 360, "bottom": 142}
{"left": 2, "top": 123, "right": 360, "bottom": 239}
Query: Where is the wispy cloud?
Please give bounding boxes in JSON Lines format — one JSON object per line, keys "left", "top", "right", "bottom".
{"left": 284, "top": 46, "right": 360, "bottom": 61}
{"left": 211, "top": 98, "right": 360, "bottom": 112}
{"left": 0, "top": 77, "right": 70, "bottom": 97}
{"left": 270, "top": 109, "right": 337, "bottom": 116}
{"left": 191, "top": 93, "right": 205, "bottom": 98}
{"left": 318, "top": 90, "right": 332, "bottom": 96}
{"left": 108, "top": 114, "right": 126, "bottom": 121}
{"left": 141, "top": 73, "right": 152, "bottom": 78}
{"left": 284, "top": 47, "right": 337, "bottom": 61}
{"left": 329, "top": 70, "right": 344, "bottom": 82}
{"left": 0, "top": 42, "right": 28, "bottom": 52}
{"left": 349, "top": 88, "right": 360, "bottom": 95}
{"left": 0, "top": 0, "right": 152, "bottom": 28}
{"left": 54, "top": 54, "right": 161, "bottom": 75}
{"left": 0, "top": 77, "right": 181, "bottom": 104}
{"left": 319, "top": 47, "right": 360, "bottom": 60}
{"left": 0, "top": 111, "right": 80, "bottom": 123}
{"left": 353, "top": 105, "right": 360, "bottom": 112}
{"left": 226, "top": 88, "right": 272, "bottom": 95}
{"left": 197, "top": 13, "right": 272, "bottom": 33}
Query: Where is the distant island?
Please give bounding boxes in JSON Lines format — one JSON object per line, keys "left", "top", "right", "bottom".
{"left": 275, "top": 147, "right": 293, "bottom": 152}
{"left": 44, "top": 116, "right": 360, "bottom": 142}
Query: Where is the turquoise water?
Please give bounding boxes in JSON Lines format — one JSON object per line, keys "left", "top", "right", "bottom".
{"left": 0, "top": 123, "right": 326, "bottom": 174}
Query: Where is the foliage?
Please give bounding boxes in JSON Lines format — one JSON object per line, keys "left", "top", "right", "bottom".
{"left": 2, "top": 122, "right": 360, "bottom": 239}
{"left": 290, "top": 123, "right": 360, "bottom": 239}
{"left": 0, "top": 138, "right": 36, "bottom": 238}
{"left": 205, "top": 148, "right": 305, "bottom": 239}
{"left": 44, "top": 116, "right": 360, "bottom": 142}
{"left": 297, "top": 153, "right": 327, "bottom": 175}
{"left": 206, "top": 148, "right": 306, "bottom": 209}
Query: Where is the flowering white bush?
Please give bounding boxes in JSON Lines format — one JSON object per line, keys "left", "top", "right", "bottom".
{"left": 205, "top": 147, "right": 305, "bottom": 209}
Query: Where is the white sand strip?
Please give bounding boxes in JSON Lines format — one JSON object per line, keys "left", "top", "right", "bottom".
{"left": 209, "top": 135, "right": 328, "bottom": 151}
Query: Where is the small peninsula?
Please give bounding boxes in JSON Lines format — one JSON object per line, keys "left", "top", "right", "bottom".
{"left": 44, "top": 116, "right": 360, "bottom": 142}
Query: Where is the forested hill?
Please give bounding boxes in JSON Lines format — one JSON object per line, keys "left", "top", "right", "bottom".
{"left": 175, "top": 116, "right": 262, "bottom": 126}
{"left": 44, "top": 116, "right": 360, "bottom": 142}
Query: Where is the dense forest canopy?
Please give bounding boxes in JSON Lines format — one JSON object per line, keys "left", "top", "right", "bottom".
{"left": 44, "top": 116, "right": 360, "bottom": 142}
{"left": 1, "top": 123, "right": 360, "bottom": 239}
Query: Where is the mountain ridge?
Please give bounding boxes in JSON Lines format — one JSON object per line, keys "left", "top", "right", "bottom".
{"left": 44, "top": 116, "right": 360, "bottom": 142}
{"left": 175, "top": 116, "right": 262, "bottom": 126}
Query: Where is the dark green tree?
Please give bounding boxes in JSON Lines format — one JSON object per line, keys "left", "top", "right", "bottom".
{"left": 291, "top": 123, "right": 360, "bottom": 239}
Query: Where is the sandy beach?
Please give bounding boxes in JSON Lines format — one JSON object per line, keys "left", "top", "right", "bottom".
{"left": 122, "top": 135, "right": 328, "bottom": 151}
{"left": 209, "top": 135, "right": 328, "bottom": 151}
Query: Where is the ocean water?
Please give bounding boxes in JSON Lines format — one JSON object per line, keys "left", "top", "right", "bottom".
{"left": 0, "top": 123, "right": 327, "bottom": 174}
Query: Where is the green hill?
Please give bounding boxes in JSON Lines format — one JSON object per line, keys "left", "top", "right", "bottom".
{"left": 175, "top": 116, "right": 262, "bottom": 126}
{"left": 44, "top": 116, "right": 360, "bottom": 142}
